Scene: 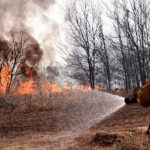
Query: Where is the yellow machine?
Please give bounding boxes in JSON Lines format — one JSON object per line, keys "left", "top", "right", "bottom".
{"left": 138, "top": 76, "right": 150, "bottom": 107}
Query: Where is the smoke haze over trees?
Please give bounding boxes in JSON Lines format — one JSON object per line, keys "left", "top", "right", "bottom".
{"left": 0, "top": 31, "right": 43, "bottom": 92}
{"left": 63, "top": 0, "right": 150, "bottom": 90}
{"left": 0, "top": 0, "right": 63, "bottom": 92}
{"left": 0, "top": 0, "right": 149, "bottom": 91}
{"left": 0, "top": 0, "right": 62, "bottom": 63}
{"left": 64, "top": 1, "right": 111, "bottom": 90}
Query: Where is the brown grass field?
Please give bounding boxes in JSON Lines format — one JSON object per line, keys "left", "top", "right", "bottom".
{"left": 0, "top": 91, "right": 150, "bottom": 150}
{"left": 64, "top": 103, "right": 150, "bottom": 150}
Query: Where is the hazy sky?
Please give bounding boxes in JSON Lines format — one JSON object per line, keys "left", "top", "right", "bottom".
{"left": 22, "top": 0, "right": 113, "bottom": 64}
{"left": 0, "top": 0, "right": 66, "bottom": 65}
{"left": 0, "top": 0, "right": 114, "bottom": 65}
{"left": 54, "top": 0, "right": 114, "bottom": 63}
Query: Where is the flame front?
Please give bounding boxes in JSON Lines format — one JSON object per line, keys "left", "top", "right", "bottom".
{"left": 0, "top": 67, "right": 102, "bottom": 95}
{"left": 0, "top": 67, "right": 10, "bottom": 94}
{"left": 63, "top": 82, "right": 72, "bottom": 91}
{"left": 25, "top": 67, "right": 36, "bottom": 78}
{"left": 42, "top": 82, "right": 63, "bottom": 93}
{"left": 18, "top": 80, "right": 37, "bottom": 95}
{"left": 95, "top": 85, "right": 101, "bottom": 91}
{"left": 77, "top": 84, "right": 91, "bottom": 92}
{"left": 18, "top": 67, "right": 37, "bottom": 95}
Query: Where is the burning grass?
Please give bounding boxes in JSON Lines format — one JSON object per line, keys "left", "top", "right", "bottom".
{"left": 0, "top": 66, "right": 126, "bottom": 150}
{"left": 0, "top": 67, "right": 148, "bottom": 150}
{"left": 0, "top": 65, "right": 102, "bottom": 96}
{"left": 0, "top": 65, "right": 103, "bottom": 106}
{"left": 0, "top": 65, "right": 103, "bottom": 116}
{"left": 0, "top": 67, "right": 11, "bottom": 94}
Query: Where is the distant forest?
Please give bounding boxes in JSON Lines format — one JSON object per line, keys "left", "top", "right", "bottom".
{"left": 64, "top": 0, "right": 150, "bottom": 90}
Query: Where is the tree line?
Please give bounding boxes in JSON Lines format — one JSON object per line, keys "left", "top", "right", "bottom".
{"left": 64, "top": 0, "right": 150, "bottom": 91}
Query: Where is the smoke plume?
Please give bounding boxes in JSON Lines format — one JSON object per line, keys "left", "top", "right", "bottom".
{"left": 0, "top": 0, "right": 60, "bottom": 64}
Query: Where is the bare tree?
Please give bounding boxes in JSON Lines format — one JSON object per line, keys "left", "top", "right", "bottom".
{"left": 64, "top": 0, "right": 150, "bottom": 90}
{"left": 0, "top": 31, "right": 43, "bottom": 92}
{"left": 64, "top": 1, "right": 111, "bottom": 90}
{"left": 96, "top": 21, "right": 111, "bottom": 90}
{"left": 108, "top": 0, "right": 150, "bottom": 89}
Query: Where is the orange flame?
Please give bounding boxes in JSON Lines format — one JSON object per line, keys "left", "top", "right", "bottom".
{"left": 25, "top": 67, "right": 36, "bottom": 78}
{"left": 77, "top": 84, "right": 91, "bottom": 92}
{"left": 95, "top": 85, "right": 101, "bottom": 91}
{"left": 0, "top": 66, "right": 102, "bottom": 95}
{"left": 17, "top": 67, "right": 37, "bottom": 95}
{"left": 18, "top": 67, "right": 63, "bottom": 95}
{"left": 77, "top": 84, "right": 101, "bottom": 92}
{"left": 63, "top": 82, "right": 72, "bottom": 91}
{"left": 18, "top": 79, "right": 37, "bottom": 95}
{"left": 0, "top": 67, "right": 11, "bottom": 94}
{"left": 42, "top": 82, "right": 63, "bottom": 93}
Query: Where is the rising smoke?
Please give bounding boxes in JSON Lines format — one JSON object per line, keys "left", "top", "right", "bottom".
{"left": 0, "top": 0, "right": 60, "bottom": 64}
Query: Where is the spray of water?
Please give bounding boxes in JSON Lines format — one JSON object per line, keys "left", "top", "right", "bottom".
{"left": 49, "top": 91, "right": 125, "bottom": 150}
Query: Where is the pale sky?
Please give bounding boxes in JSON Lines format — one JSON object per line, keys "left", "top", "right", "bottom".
{"left": 53, "top": 0, "right": 114, "bottom": 64}
{"left": 24, "top": 0, "right": 66, "bottom": 65}
{"left": 28, "top": 0, "right": 113, "bottom": 66}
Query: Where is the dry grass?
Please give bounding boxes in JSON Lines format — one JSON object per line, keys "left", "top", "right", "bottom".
{"left": 0, "top": 91, "right": 150, "bottom": 150}
{"left": 0, "top": 91, "right": 87, "bottom": 113}
{"left": 64, "top": 128, "right": 150, "bottom": 150}
{"left": 0, "top": 91, "right": 89, "bottom": 149}
{"left": 64, "top": 103, "right": 150, "bottom": 150}
{"left": 0, "top": 91, "right": 122, "bottom": 150}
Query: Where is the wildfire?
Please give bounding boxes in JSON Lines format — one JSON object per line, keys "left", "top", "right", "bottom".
{"left": 95, "top": 85, "right": 101, "bottom": 91}
{"left": 77, "top": 84, "right": 101, "bottom": 92}
{"left": 0, "top": 66, "right": 102, "bottom": 95}
{"left": 25, "top": 67, "right": 36, "bottom": 78}
{"left": 42, "top": 82, "right": 63, "bottom": 93}
{"left": 18, "top": 80, "right": 37, "bottom": 95}
{"left": 63, "top": 82, "right": 72, "bottom": 91}
{"left": 77, "top": 84, "right": 91, "bottom": 92}
{"left": 18, "top": 67, "right": 37, "bottom": 95}
{"left": 0, "top": 67, "right": 11, "bottom": 94}
{"left": 18, "top": 67, "right": 63, "bottom": 95}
